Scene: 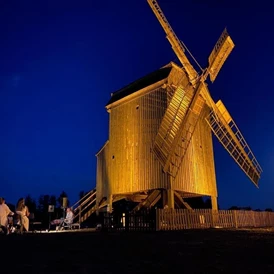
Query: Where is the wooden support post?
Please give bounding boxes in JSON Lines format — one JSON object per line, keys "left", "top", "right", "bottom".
{"left": 167, "top": 189, "right": 174, "bottom": 209}
{"left": 79, "top": 205, "right": 82, "bottom": 224}
{"left": 162, "top": 189, "right": 167, "bottom": 208}
{"left": 107, "top": 195, "right": 113, "bottom": 213}
{"left": 211, "top": 196, "right": 218, "bottom": 211}
{"left": 211, "top": 196, "right": 218, "bottom": 227}
{"left": 233, "top": 210, "right": 238, "bottom": 229}
{"left": 96, "top": 207, "right": 99, "bottom": 216}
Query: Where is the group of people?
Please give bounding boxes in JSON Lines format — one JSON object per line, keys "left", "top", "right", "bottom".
{"left": 0, "top": 197, "right": 30, "bottom": 235}
{"left": 1, "top": 197, "right": 76, "bottom": 234}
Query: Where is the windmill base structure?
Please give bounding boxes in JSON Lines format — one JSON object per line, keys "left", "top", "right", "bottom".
{"left": 95, "top": 62, "right": 218, "bottom": 212}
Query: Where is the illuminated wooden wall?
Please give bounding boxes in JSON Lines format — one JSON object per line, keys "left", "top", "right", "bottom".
{"left": 96, "top": 62, "right": 217, "bottom": 205}
{"left": 96, "top": 140, "right": 110, "bottom": 207}
{"left": 173, "top": 111, "right": 217, "bottom": 196}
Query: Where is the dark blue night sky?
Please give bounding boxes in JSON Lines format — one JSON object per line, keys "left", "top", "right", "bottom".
{"left": 0, "top": 0, "right": 273, "bottom": 209}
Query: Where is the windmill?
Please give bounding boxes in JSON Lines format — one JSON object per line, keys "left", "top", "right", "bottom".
{"left": 86, "top": 0, "right": 263, "bottom": 218}
{"left": 147, "top": 0, "right": 262, "bottom": 209}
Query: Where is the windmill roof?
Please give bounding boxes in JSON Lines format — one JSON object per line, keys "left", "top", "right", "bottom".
{"left": 106, "top": 65, "right": 172, "bottom": 106}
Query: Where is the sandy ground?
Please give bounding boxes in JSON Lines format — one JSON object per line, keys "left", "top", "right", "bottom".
{"left": 1, "top": 228, "right": 274, "bottom": 273}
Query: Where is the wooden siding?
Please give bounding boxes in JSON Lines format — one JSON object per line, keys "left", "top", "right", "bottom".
{"left": 96, "top": 63, "right": 217, "bottom": 199}
{"left": 96, "top": 141, "right": 110, "bottom": 206}
{"left": 108, "top": 86, "right": 169, "bottom": 194}
{"left": 173, "top": 106, "right": 217, "bottom": 197}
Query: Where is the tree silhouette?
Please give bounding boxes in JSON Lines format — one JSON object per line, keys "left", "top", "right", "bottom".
{"left": 229, "top": 206, "right": 239, "bottom": 210}
{"left": 25, "top": 194, "right": 37, "bottom": 213}
{"left": 228, "top": 206, "right": 252, "bottom": 211}
{"left": 38, "top": 194, "right": 50, "bottom": 213}
{"left": 49, "top": 195, "right": 57, "bottom": 207}
{"left": 58, "top": 191, "right": 69, "bottom": 208}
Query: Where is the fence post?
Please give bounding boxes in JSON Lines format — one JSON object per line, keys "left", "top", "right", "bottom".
{"left": 252, "top": 211, "right": 256, "bottom": 228}
{"left": 271, "top": 212, "right": 274, "bottom": 226}
{"left": 186, "top": 210, "right": 191, "bottom": 229}
{"left": 212, "top": 209, "right": 218, "bottom": 228}
{"left": 79, "top": 205, "right": 81, "bottom": 225}
{"left": 125, "top": 211, "right": 129, "bottom": 232}
{"left": 233, "top": 210, "right": 238, "bottom": 229}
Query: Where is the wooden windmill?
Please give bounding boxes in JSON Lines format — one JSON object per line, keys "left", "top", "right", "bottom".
{"left": 94, "top": 0, "right": 262, "bottom": 213}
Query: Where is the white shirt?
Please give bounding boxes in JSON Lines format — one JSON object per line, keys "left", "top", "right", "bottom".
{"left": 65, "top": 211, "right": 74, "bottom": 224}
{"left": 0, "top": 204, "right": 12, "bottom": 227}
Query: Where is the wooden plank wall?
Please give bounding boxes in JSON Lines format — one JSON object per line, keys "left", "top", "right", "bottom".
{"left": 96, "top": 141, "right": 110, "bottom": 206}
{"left": 156, "top": 209, "right": 274, "bottom": 231}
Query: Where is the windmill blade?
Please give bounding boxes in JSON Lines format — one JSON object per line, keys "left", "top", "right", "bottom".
{"left": 153, "top": 81, "right": 206, "bottom": 177}
{"left": 208, "top": 28, "right": 235, "bottom": 83}
{"left": 205, "top": 100, "right": 263, "bottom": 187}
{"left": 153, "top": 84, "right": 194, "bottom": 170}
{"left": 148, "top": 0, "right": 238, "bottom": 179}
{"left": 147, "top": 0, "right": 198, "bottom": 84}
{"left": 169, "top": 92, "right": 206, "bottom": 177}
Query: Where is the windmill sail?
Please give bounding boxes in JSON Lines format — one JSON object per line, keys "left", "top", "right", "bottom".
{"left": 169, "top": 94, "right": 206, "bottom": 177}
{"left": 205, "top": 100, "right": 262, "bottom": 186}
{"left": 147, "top": 0, "right": 198, "bottom": 84}
{"left": 148, "top": 0, "right": 261, "bottom": 184}
{"left": 208, "top": 28, "right": 235, "bottom": 83}
{"left": 153, "top": 84, "right": 193, "bottom": 172}
{"left": 153, "top": 82, "right": 206, "bottom": 177}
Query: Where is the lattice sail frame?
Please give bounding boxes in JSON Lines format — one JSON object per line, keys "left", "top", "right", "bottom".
{"left": 148, "top": 0, "right": 262, "bottom": 186}
{"left": 207, "top": 28, "right": 235, "bottom": 83}
{"left": 153, "top": 80, "right": 206, "bottom": 178}
{"left": 205, "top": 100, "right": 263, "bottom": 186}
{"left": 153, "top": 84, "right": 193, "bottom": 169}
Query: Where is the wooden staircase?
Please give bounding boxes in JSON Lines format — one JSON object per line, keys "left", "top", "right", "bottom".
{"left": 72, "top": 188, "right": 97, "bottom": 224}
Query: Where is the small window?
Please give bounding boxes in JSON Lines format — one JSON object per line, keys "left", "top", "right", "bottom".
{"left": 112, "top": 155, "right": 115, "bottom": 159}
{"left": 136, "top": 105, "right": 139, "bottom": 110}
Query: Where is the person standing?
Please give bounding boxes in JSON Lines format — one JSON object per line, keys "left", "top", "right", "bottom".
{"left": 16, "top": 198, "right": 30, "bottom": 232}
{"left": 0, "top": 197, "right": 14, "bottom": 235}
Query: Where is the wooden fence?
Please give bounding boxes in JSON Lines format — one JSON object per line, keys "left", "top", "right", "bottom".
{"left": 156, "top": 209, "right": 274, "bottom": 231}
{"left": 103, "top": 210, "right": 156, "bottom": 231}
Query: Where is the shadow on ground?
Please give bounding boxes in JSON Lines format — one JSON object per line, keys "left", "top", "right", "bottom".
{"left": 1, "top": 228, "right": 274, "bottom": 273}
